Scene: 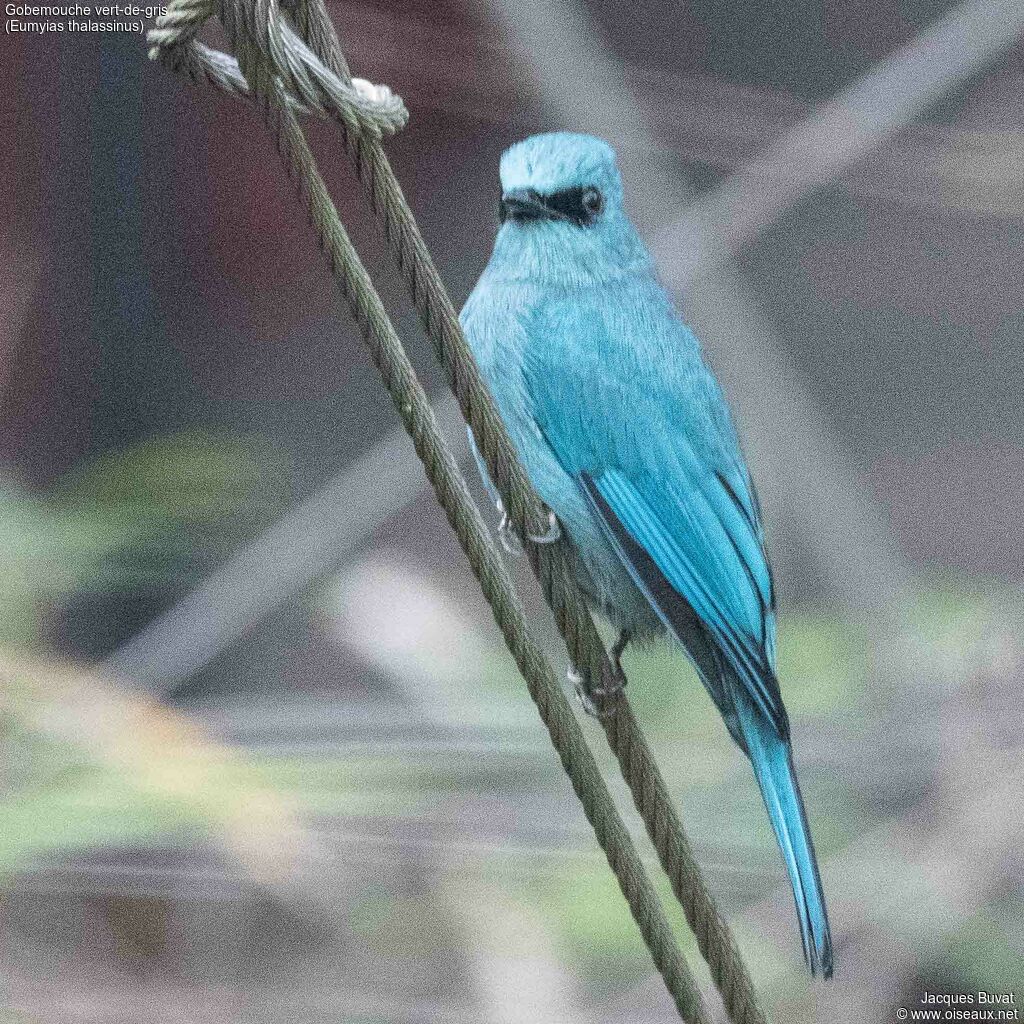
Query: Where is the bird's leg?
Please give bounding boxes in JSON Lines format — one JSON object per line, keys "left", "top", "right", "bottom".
{"left": 527, "top": 509, "right": 561, "bottom": 544}
{"left": 495, "top": 500, "right": 525, "bottom": 557}
{"left": 609, "top": 629, "right": 631, "bottom": 685}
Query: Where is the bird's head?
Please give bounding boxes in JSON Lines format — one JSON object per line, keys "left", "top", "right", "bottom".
{"left": 491, "top": 133, "right": 648, "bottom": 283}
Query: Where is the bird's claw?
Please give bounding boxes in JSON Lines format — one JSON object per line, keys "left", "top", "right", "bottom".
{"left": 497, "top": 508, "right": 525, "bottom": 557}
{"left": 568, "top": 663, "right": 625, "bottom": 720}
{"left": 528, "top": 510, "right": 561, "bottom": 545}
{"left": 496, "top": 505, "right": 559, "bottom": 555}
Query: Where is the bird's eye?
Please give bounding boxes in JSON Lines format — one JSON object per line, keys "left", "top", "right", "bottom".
{"left": 581, "top": 187, "right": 604, "bottom": 218}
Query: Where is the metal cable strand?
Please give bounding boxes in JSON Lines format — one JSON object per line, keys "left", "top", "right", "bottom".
{"left": 147, "top": 3, "right": 769, "bottom": 1021}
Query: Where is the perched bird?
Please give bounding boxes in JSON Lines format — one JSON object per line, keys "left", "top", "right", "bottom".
{"left": 461, "top": 132, "right": 833, "bottom": 978}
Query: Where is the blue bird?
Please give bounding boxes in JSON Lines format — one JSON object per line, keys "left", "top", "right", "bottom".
{"left": 461, "top": 132, "right": 833, "bottom": 978}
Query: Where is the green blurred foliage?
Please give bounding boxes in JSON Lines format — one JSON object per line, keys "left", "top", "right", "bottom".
{"left": 0, "top": 431, "right": 288, "bottom": 647}
{"left": 0, "top": 724, "right": 204, "bottom": 873}
{"left": 0, "top": 431, "right": 291, "bottom": 868}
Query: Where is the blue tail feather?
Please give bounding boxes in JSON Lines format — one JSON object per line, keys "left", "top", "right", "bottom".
{"left": 739, "top": 700, "right": 834, "bottom": 979}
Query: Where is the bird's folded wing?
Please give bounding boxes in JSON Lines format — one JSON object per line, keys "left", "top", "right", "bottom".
{"left": 579, "top": 465, "right": 788, "bottom": 739}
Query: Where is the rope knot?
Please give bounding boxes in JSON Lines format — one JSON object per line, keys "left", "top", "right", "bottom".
{"left": 146, "top": 0, "right": 408, "bottom": 136}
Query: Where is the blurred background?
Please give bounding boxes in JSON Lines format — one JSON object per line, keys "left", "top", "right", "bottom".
{"left": 2, "top": 0, "right": 1023, "bottom": 1020}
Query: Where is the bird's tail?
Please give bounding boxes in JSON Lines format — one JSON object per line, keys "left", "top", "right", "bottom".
{"left": 739, "top": 703, "right": 834, "bottom": 979}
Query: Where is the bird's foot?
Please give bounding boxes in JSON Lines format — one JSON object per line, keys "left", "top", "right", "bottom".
{"left": 568, "top": 661, "right": 626, "bottom": 721}
{"left": 497, "top": 508, "right": 525, "bottom": 557}
{"left": 528, "top": 509, "right": 561, "bottom": 545}
{"left": 568, "top": 665, "right": 601, "bottom": 718}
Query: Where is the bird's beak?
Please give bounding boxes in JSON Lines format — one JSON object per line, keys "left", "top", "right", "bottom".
{"left": 499, "top": 188, "right": 552, "bottom": 224}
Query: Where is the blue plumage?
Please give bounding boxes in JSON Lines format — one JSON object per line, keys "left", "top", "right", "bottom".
{"left": 461, "top": 132, "right": 833, "bottom": 978}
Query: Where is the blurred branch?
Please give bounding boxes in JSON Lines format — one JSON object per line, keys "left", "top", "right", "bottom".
{"left": 657, "top": 0, "right": 1024, "bottom": 287}
{"left": 101, "top": 395, "right": 464, "bottom": 695}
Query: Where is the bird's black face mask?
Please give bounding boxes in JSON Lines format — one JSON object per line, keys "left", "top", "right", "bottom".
{"left": 499, "top": 186, "right": 605, "bottom": 227}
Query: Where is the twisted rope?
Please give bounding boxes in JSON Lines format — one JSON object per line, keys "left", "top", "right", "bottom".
{"left": 148, "top": 5, "right": 769, "bottom": 1022}
{"left": 148, "top": 0, "right": 406, "bottom": 131}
